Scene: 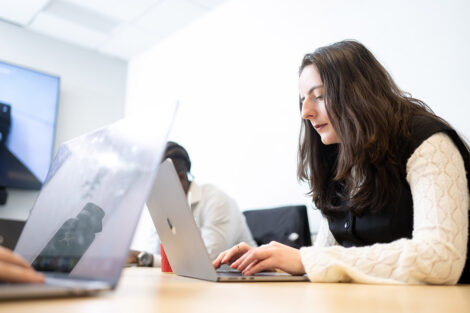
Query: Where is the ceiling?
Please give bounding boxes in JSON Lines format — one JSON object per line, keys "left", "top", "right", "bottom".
{"left": 0, "top": 0, "right": 226, "bottom": 61}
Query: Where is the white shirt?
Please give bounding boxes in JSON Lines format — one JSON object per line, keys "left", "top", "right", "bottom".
{"left": 300, "top": 133, "right": 469, "bottom": 284}
{"left": 131, "top": 181, "right": 256, "bottom": 266}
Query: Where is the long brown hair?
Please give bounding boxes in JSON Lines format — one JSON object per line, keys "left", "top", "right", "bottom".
{"left": 297, "top": 40, "right": 440, "bottom": 215}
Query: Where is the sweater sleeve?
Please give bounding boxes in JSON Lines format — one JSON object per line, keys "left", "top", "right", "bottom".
{"left": 300, "top": 133, "right": 469, "bottom": 284}
{"left": 313, "top": 214, "right": 338, "bottom": 247}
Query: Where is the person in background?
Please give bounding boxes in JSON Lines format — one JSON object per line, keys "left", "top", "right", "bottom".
{"left": 214, "top": 40, "right": 470, "bottom": 285}
{"left": 128, "top": 141, "right": 256, "bottom": 267}
{"left": 0, "top": 246, "right": 44, "bottom": 283}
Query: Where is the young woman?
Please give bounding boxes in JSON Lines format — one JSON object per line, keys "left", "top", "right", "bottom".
{"left": 213, "top": 40, "right": 470, "bottom": 285}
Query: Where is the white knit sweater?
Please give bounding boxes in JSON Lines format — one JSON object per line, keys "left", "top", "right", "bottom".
{"left": 300, "top": 132, "right": 469, "bottom": 284}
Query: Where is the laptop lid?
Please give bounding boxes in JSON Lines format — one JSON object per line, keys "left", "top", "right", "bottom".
{"left": 14, "top": 106, "right": 176, "bottom": 287}
{"left": 148, "top": 159, "right": 218, "bottom": 281}
{"left": 148, "top": 160, "right": 309, "bottom": 282}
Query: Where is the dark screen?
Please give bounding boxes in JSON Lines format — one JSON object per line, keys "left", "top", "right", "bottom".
{"left": 0, "top": 60, "right": 59, "bottom": 189}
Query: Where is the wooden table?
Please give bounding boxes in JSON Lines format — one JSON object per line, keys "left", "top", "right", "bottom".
{"left": 2, "top": 267, "right": 470, "bottom": 313}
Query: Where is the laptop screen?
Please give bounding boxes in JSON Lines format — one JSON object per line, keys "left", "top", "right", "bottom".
{"left": 15, "top": 110, "right": 176, "bottom": 284}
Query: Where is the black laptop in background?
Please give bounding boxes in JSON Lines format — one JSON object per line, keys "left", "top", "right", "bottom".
{"left": 0, "top": 218, "right": 25, "bottom": 250}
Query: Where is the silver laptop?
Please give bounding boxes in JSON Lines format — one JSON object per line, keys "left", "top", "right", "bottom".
{"left": 0, "top": 107, "right": 176, "bottom": 299}
{"left": 148, "top": 159, "right": 309, "bottom": 282}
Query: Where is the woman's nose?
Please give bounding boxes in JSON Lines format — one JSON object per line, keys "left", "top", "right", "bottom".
{"left": 301, "top": 99, "right": 316, "bottom": 120}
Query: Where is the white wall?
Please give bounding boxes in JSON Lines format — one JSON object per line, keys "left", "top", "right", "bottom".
{"left": 0, "top": 21, "right": 127, "bottom": 221}
{"left": 126, "top": 0, "right": 470, "bottom": 233}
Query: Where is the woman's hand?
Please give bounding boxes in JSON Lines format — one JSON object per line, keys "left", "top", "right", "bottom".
{"left": 212, "top": 242, "right": 253, "bottom": 268}
{"left": 0, "top": 246, "right": 44, "bottom": 283}
{"left": 213, "top": 241, "right": 306, "bottom": 276}
{"left": 231, "top": 241, "right": 305, "bottom": 276}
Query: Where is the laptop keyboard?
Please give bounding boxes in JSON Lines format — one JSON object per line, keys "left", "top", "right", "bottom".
{"left": 216, "top": 263, "right": 242, "bottom": 274}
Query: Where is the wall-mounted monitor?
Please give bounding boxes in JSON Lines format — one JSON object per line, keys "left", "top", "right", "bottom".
{"left": 0, "top": 60, "right": 60, "bottom": 193}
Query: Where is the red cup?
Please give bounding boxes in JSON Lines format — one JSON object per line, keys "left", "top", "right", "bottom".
{"left": 160, "top": 243, "right": 173, "bottom": 273}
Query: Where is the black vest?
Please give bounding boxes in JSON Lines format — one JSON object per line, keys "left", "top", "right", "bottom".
{"left": 327, "top": 115, "right": 470, "bottom": 284}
